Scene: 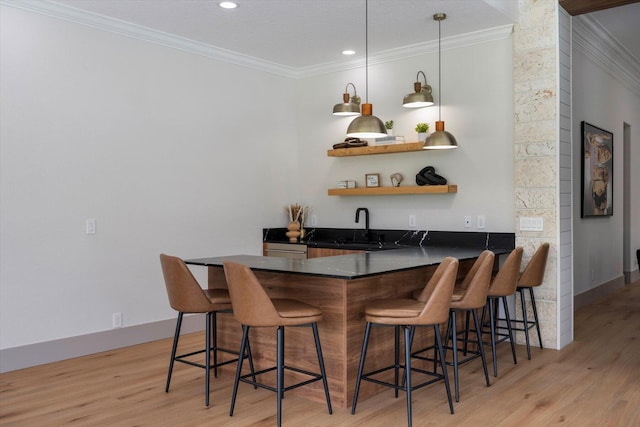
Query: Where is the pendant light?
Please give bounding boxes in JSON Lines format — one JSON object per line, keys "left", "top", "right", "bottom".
{"left": 402, "top": 71, "right": 434, "bottom": 108}
{"left": 423, "top": 13, "right": 457, "bottom": 150}
{"left": 332, "top": 83, "right": 361, "bottom": 116}
{"left": 346, "top": 0, "right": 387, "bottom": 138}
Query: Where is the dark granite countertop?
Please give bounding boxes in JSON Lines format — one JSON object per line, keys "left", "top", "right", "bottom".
{"left": 263, "top": 228, "right": 515, "bottom": 252}
{"left": 186, "top": 245, "right": 512, "bottom": 280}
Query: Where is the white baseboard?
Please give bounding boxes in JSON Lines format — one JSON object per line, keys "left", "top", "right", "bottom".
{"left": 0, "top": 315, "right": 205, "bottom": 373}
{"left": 574, "top": 275, "right": 626, "bottom": 310}
{"left": 624, "top": 268, "right": 639, "bottom": 284}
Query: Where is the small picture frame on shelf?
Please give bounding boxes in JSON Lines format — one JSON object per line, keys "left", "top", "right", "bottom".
{"left": 365, "top": 173, "right": 380, "bottom": 188}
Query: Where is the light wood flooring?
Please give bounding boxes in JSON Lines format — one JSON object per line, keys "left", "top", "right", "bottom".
{"left": 2, "top": 282, "right": 639, "bottom": 426}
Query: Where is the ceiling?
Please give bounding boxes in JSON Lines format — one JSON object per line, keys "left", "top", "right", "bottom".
{"left": 42, "top": 0, "right": 640, "bottom": 70}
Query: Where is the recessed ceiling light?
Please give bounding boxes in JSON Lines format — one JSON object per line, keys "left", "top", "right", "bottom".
{"left": 219, "top": 2, "right": 237, "bottom": 9}
{"left": 342, "top": 50, "right": 356, "bottom": 56}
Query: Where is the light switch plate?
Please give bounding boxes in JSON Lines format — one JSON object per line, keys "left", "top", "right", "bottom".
{"left": 520, "top": 217, "right": 544, "bottom": 231}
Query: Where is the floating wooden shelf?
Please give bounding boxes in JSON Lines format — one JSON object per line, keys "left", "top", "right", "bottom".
{"left": 328, "top": 185, "right": 457, "bottom": 196}
{"left": 327, "top": 142, "right": 425, "bottom": 157}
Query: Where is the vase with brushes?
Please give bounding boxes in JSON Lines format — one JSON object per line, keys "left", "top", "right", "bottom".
{"left": 285, "top": 203, "right": 310, "bottom": 242}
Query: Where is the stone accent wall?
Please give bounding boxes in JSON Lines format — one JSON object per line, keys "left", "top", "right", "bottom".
{"left": 513, "top": 0, "right": 560, "bottom": 349}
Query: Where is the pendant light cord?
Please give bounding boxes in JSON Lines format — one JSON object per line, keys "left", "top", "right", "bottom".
{"left": 365, "top": 0, "right": 369, "bottom": 104}
{"left": 438, "top": 17, "right": 441, "bottom": 121}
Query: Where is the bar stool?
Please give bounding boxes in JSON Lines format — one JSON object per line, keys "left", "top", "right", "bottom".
{"left": 514, "top": 242, "right": 549, "bottom": 359}
{"left": 351, "top": 257, "right": 458, "bottom": 427}
{"left": 222, "top": 261, "right": 332, "bottom": 427}
{"left": 411, "top": 251, "right": 494, "bottom": 402}
{"left": 480, "top": 247, "right": 523, "bottom": 376}
{"left": 159, "top": 254, "right": 255, "bottom": 406}
{"left": 446, "top": 250, "right": 494, "bottom": 402}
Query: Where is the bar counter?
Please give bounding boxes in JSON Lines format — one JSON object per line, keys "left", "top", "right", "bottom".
{"left": 186, "top": 245, "right": 511, "bottom": 409}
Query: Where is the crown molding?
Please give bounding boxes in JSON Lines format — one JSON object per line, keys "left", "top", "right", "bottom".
{"left": 573, "top": 14, "right": 640, "bottom": 97}
{"left": 3, "top": 0, "right": 512, "bottom": 80}
{"left": 297, "top": 25, "right": 514, "bottom": 79}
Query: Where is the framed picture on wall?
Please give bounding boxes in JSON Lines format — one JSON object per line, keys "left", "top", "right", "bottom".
{"left": 581, "top": 121, "right": 613, "bottom": 217}
{"left": 365, "top": 173, "right": 380, "bottom": 188}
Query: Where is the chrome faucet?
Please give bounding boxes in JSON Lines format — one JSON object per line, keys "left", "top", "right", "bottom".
{"left": 355, "top": 207, "right": 370, "bottom": 242}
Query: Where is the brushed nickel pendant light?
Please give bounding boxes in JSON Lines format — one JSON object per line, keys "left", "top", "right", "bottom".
{"left": 332, "top": 82, "right": 361, "bottom": 116}
{"left": 346, "top": 0, "right": 387, "bottom": 138}
{"left": 424, "top": 13, "right": 457, "bottom": 150}
{"left": 403, "top": 70, "right": 434, "bottom": 108}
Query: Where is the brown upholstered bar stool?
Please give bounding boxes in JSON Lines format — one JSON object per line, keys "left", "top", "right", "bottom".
{"left": 223, "top": 261, "right": 332, "bottom": 427}
{"left": 412, "top": 251, "right": 494, "bottom": 402}
{"left": 514, "top": 242, "right": 549, "bottom": 359}
{"left": 446, "top": 250, "right": 494, "bottom": 402}
{"left": 352, "top": 257, "right": 458, "bottom": 427}
{"left": 480, "top": 247, "right": 523, "bottom": 376}
{"left": 159, "top": 254, "right": 254, "bottom": 406}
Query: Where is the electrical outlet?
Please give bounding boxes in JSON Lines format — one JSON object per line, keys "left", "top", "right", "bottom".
{"left": 113, "top": 312, "right": 122, "bottom": 328}
{"left": 464, "top": 216, "right": 471, "bottom": 228}
{"left": 477, "top": 215, "right": 485, "bottom": 229}
{"left": 409, "top": 215, "right": 417, "bottom": 228}
{"left": 86, "top": 218, "right": 96, "bottom": 235}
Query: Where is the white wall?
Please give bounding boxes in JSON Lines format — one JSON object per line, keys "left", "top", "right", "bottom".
{"left": 0, "top": 5, "right": 297, "bottom": 349}
{"left": 572, "top": 38, "right": 640, "bottom": 294}
{"left": 0, "top": 5, "right": 516, "bottom": 358}
{"left": 296, "top": 38, "right": 515, "bottom": 232}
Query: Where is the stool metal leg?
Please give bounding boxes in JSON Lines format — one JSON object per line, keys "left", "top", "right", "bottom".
{"left": 394, "top": 325, "right": 400, "bottom": 398}
{"left": 277, "top": 326, "right": 284, "bottom": 427}
{"left": 311, "top": 322, "right": 332, "bottom": 414}
{"left": 519, "top": 289, "right": 532, "bottom": 359}
{"left": 166, "top": 312, "right": 183, "bottom": 393}
{"left": 212, "top": 311, "right": 218, "bottom": 378}
{"left": 501, "top": 296, "right": 518, "bottom": 365}
{"left": 488, "top": 299, "right": 497, "bottom": 377}
{"left": 450, "top": 310, "right": 460, "bottom": 402}
{"left": 529, "top": 287, "right": 543, "bottom": 350}
{"left": 403, "top": 326, "right": 413, "bottom": 427}
{"left": 434, "top": 325, "right": 454, "bottom": 414}
{"left": 205, "top": 312, "right": 212, "bottom": 406}
{"left": 351, "top": 322, "right": 372, "bottom": 414}
{"left": 230, "top": 325, "right": 250, "bottom": 416}
{"left": 472, "top": 309, "right": 491, "bottom": 388}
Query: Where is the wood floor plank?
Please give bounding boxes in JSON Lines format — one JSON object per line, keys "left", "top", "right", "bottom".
{"left": 1, "top": 282, "right": 639, "bottom": 426}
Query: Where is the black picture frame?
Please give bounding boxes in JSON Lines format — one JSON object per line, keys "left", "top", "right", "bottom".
{"left": 581, "top": 121, "right": 613, "bottom": 217}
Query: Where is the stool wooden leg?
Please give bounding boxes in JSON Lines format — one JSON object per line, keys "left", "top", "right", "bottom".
{"left": 166, "top": 312, "right": 183, "bottom": 393}
{"left": 351, "top": 322, "right": 372, "bottom": 414}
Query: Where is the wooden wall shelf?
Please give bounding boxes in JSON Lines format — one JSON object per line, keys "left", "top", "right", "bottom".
{"left": 327, "top": 142, "right": 424, "bottom": 157}
{"left": 328, "top": 185, "right": 457, "bottom": 196}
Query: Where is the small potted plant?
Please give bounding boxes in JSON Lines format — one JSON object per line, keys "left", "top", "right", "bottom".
{"left": 384, "top": 120, "right": 394, "bottom": 136}
{"left": 415, "top": 122, "right": 429, "bottom": 142}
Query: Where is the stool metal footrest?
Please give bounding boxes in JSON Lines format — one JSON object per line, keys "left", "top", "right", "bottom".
{"left": 238, "top": 365, "right": 325, "bottom": 394}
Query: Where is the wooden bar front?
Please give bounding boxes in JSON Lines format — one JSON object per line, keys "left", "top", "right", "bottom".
{"left": 207, "top": 263, "right": 452, "bottom": 409}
